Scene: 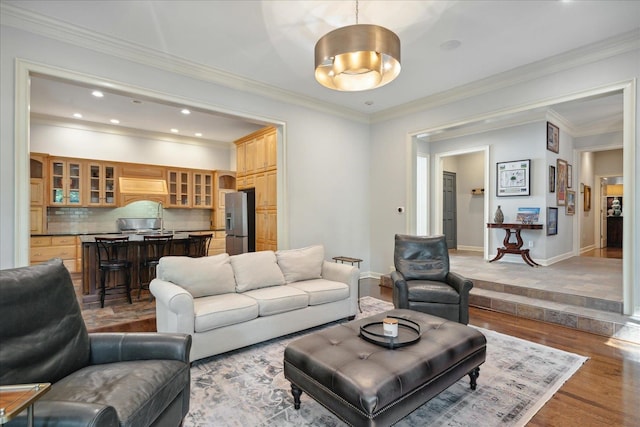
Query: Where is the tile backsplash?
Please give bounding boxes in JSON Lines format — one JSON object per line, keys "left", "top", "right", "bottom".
{"left": 46, "top": 201, "right": 211, "bottom": 234}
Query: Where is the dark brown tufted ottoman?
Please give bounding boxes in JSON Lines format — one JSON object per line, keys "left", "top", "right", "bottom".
{"left": 284, "top": 309, "right": 486, "bottom": 426}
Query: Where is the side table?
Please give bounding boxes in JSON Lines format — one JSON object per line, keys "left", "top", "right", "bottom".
{"left": 332, "top": 256, "right": 363, "bottom": 312}
{"left": 0, "top": 383, "right": 50, "bottom": 427}
{"left": 487, "top": 223, "right": 543, "bottom": 267}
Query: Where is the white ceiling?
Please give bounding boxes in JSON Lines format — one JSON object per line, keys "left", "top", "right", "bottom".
{"left": 5, "top": 0, "right": 638, "bottom": 142}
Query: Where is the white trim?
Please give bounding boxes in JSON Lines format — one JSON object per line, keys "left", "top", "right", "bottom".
{"left": 408, "top": 80, "right": 637, "bottom": 316}
{"left": 0, "top": 3, "right": 369, "bottom": 125}
{"left": 14, "top": 59, "right": 289, "bottom": 264}
{"left": 457, "top": 245, "right": 483, "bottom": 252}
{"left": 579, "top": 244, "right": 596, "bottom": 255}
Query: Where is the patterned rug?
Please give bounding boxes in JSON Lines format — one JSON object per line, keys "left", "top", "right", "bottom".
{"left": 186, "top": 297, "right": 587, "bottom": 426}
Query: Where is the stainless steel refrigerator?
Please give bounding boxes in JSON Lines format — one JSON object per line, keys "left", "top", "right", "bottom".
{"left": 225, "top": 192, "right": 248, "bottom": 255}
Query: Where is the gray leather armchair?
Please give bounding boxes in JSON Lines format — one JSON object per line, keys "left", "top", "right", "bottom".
{"left": 0, "top": 258, "right": 192, "bottom": 427}
{"left": 391, "top": 234, "right": 473, "bottom": 324}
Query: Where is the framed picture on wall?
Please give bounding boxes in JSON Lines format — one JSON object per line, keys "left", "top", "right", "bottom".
{"left": 556, "top": 158, "right": 568, "bottom": 206}
{"left": 566, "top": 190, "right": 576, "bottom": 215}
{"left": 547, "top": 122, "right": 559, "bottom": 153}
{"left": 549, "top": 165, "right": 556, "bottom": 193}
{"left": 584, "top": 185, "right": 591, "bottom": 211}
{"left": 496, "top": 159, "right": 531, "bottom": 197}
{"left": 547, "top": 207, "right": 558, "bottom": 235}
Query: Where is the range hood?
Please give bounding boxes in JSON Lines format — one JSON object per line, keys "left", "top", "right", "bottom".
{"left": 119, "top": 177, "right": 168, "bottom": 195}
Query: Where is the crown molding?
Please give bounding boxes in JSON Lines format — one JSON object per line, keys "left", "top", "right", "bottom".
{"left": 30, "top": 113, "right": 233, "bottom": 148}
{"left": 372, "top": 30, "right": 640, "bottom": 124}
{"left": 0, "top": 3, "right": 369, "bottom": 124}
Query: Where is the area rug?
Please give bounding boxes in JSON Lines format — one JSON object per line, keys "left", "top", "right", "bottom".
{"left": 185, "top": 297, "right": 587, "bottom": 426}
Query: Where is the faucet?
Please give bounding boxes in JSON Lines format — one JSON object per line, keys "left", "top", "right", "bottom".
{"left": 157, "top": 201, "right": 164, "bottom": 234}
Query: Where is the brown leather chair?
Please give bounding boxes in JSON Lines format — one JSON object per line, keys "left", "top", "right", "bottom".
{"left": 391, "top": 234, "right": 473, "bottom": 324}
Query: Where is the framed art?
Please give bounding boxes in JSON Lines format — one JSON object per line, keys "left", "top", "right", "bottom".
{"left": 584, "top": 185, "right": 591, "bottom": 211}
{"left": 567, "top": 164, "right": 573, "bottom": 188}
{"left": 547, "top": 207, "right": 558, "bottom": 235}
{"left": 549, "top": 165, "right": 555, "bottom": 193}
{"left": 516, "top": 207, "right": 540, "bottom": 224}
{"left": 547, "top": 122, "right": 559, "bottom": 153}
{"left": 566, "top": 190, "right": 576, "bottom": 215}
{"left": 556, "top": 158, "right": 568, "bottom": 206}
{"left": 496, "top": 159, "right": 531, "bottom": 197}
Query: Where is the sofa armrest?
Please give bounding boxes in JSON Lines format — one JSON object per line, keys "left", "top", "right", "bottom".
{"left": 321, "top": 260, "right": 359, "bottom": 314}
{"left": 14, "top": 401, "right": 119, "bottom": 427}
{"left": 150, "top": 278, "right": 196, "bottom": 334}
{"left": 89, "top": 332, "right": 192, "bottom": 365}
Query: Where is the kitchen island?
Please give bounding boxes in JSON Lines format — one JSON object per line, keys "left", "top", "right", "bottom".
{"left": 80, "top": 232, "right": 205, "bottom": 306}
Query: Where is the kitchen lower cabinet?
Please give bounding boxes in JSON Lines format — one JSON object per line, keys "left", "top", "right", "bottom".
{"left": 30, "top": 235, "right": 78, "bottom": 272}
{"left": 256, "top": 210, "right": 277, "bottom": 252}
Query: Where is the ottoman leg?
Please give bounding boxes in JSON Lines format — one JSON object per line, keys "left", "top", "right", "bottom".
{"left": 291, "top": 383, "right": 303, "bottom": 410}
{"left": 468, "top": 367, "right": 480, "bottom": 390}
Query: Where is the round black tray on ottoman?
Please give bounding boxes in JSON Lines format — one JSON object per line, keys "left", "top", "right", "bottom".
{"left": 284, "top": 309, "right": 487, "bottom": 427}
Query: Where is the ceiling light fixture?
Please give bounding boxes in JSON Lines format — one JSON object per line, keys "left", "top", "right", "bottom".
{"left": 73, "top": 113, "right": 82, "bottom": 118}
{"left": 195, "top": 133, "right": 202, "bottom": 137}
{"left": 110, "top": 119, "right": 120, "bottom": 124}
{"left": 170, "top": 128, "right": 179, "bottom": 133}
{"left": 181, "top": 108, "right": 191, "bottom": 115}
{"left": 314, "top": 0, "right": 401, "bottom": 91}
{"left": 92, "top": 90, "right": 104, "bottom": 98}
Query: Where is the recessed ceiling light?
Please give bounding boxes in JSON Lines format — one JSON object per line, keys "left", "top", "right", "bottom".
{"left": 170, "top": 128, "right": 179, "bottom": 133}
{"left": 92, "top": 90, "right": 104, "bottom": 98}
{"left": 181, "top": 109, "right": 191, "bottom": 115}
{"left": 132, "top": 99, "right": 143, "bottom": 104}
{"left": 73, "top": 113, "right": 82, "bottom": 118}
{"left": 440, "top": 39, "right": 461, "bottom": 51}
{"left": 195, "top": 132, "right": 202, "bottom": 137}
{"left": 110, "top": 119, "right": 120, "bottom": 124}
{"left": 364, "top": 100, "right": 374, "bottom": 106}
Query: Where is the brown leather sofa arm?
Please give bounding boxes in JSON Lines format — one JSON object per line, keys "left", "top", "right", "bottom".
{"left": 89, "top": 333, "right": 192, "bottom": 365}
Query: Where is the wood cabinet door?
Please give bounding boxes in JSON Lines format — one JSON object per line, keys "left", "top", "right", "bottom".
{"left": 245, "top": 137, "right": 257, "bottom": 175}
{"left": 236, "top": 141, "right": 246, "bottom": 176}
{"left": 87, "top": 162, "right": 117, "bottom": 206}
{"left": 192, "top": 171, "right": 213, "bottom": 208}
{"left": 50, "top": 158, "right": 83, "bottom": 206}
{"left": 167, "top": 169, "right": 191, "bottom": 207}
{"left": 265, "top": 129, "right": 277, "bottom": 170}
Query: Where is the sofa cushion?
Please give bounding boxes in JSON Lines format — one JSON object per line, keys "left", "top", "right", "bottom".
{"left": 193, "top": 293, "right": 259, "bottom": 333}
{"left": 159, "top": 254, "right": 236, "bottom": 298}
{"left": 287, "top": 279, "right": 350, "bottom": 305}
{"left": 243, "top": 286, "right": 309, "bottom": 316}
{"left": 276, "top": 245, "right": 324, "bottom": 283}
{"left": 231, "top": 251, "right": 285, "bottom": 292}
{"left": 42, "top": 359, "right": 189, "bottom": 427}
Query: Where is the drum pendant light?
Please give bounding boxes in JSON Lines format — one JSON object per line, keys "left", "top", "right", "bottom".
{"left": 314, "top": 0, "right": 401, "bottom": 91}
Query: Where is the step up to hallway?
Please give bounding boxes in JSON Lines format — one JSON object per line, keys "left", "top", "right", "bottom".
{"left": 470, "top": 286, "right": 640, "bottom": 345}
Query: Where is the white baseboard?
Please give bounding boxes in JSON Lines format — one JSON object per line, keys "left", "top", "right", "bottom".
{"left": 456, "top": 245, "right": 483, "bottom": 252}
{"left": 580, "top": 244, "right": 596, "bottom": 254}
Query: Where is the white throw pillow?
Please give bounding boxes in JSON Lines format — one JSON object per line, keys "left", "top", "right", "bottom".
{"left": 276, "top": 245, "right": 324, "bottom": 283}
{"left": 158, "top": 254, "right": 236, "bottom": 298}
{"left": 230, "top": 251, "right": 285, "bottom": 292}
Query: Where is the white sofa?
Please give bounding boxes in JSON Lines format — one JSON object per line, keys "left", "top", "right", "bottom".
{"left": 150, "top": 245, "right": 359, "bottom": 361}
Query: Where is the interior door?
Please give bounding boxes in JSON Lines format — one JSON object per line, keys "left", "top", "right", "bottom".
{"left": 443, "top": 171, "right": 457, "bottom": 249}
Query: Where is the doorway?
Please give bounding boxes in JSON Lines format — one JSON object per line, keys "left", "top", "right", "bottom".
{"left": 443, "top": 171, "right": 457, "bottom": 249}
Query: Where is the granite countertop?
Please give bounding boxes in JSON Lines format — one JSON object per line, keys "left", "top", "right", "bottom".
{"left": 33, "top": 229, "right": 223, "bottom": 240}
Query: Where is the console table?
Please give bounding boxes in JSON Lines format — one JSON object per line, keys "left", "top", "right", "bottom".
{"left": 487, "top": 223, "right": 543, "bottom": 267}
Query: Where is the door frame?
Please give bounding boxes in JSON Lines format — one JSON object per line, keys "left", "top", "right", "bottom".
{"left": 442, "top": 171, "right": 458, "bottom": 249}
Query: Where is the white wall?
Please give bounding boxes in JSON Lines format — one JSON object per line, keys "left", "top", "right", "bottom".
{"left": 369, "top": 48, "right": 638, "bottom": 277}
{"left": 30, "top": 122, "right": 233, "bottom": 170}
{"left": 579, "top": 151, "right": 596, "bottom": 250}
{"left": 0, "top": 25, "right": 371, "bottom": 269}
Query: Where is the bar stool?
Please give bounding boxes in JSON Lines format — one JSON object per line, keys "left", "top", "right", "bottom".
{"left": 138, "top": 234, "right": 173, "bottom": 300}
{"left": 187, "top": 233, "right": 213, "bottom": 257}
{"left": 95, "top": 236, "right": 132, "bottom": 308}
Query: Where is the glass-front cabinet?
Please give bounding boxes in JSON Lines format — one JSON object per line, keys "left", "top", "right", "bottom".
{"left": 50, "top": 158, "right": 83, "bottom": 206}
{"left": 167, "top": 169, "right": 191, "bottom": 207}
{"left": 193, "top": 171, "right": 213, "bottom": 208}
{"left": 87, "top": 162, "right": 117, "bottom": 207}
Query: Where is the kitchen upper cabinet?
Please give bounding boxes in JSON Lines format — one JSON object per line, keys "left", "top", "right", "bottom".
{"left": 87, "top": 162, "right": 117, "bottom": 207}
{"left": 49, "top": 158, "right": 83, "bottom": 206}
{"left": 255, "top": 169, "right": 277, "bottom": 211}
{"left": 192, "top": 170, "right": 213, "bottom": 209}
{"left": 167, "top": 169, "right": 191, "bottom": 207}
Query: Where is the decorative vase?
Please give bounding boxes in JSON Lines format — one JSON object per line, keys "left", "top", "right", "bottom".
{"left": 612, "top": 198, "right": 622, "bottom": 216}
{"left": 494, "top": 205, "right": 504, "bottom": 224}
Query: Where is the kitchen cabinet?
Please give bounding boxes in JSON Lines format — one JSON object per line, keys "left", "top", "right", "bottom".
{"left": 192, "top": 170, "right": 213, "bottom": 209}
{"left": 30, "top": 235, "right": 78, "bottom": 272}
{"left": 49, "top": 157, "right": 83, "bottom": 206}
{"left": 30, "top": 153, "right": 47, "bottom": 234}
{"left": 167, "top": 169, "right": 191, "bottom": 207}
{"left": 237, "top": 174, "right": 254, "bottom": 190}
{"left": 30, "top": 207, "right": 44, "bottom": 234}
{"left": 212, "top": 171, "right": 236, "bottom": 230}
{"left": 255, "top": 169, "right": 277, "bottom": 210}
{"left": 118, "top": 163, "right": 167, "bottom": 205}
{"left": 256, "top": 210, "right": 277, "bottom": 252}
{"left": 87, "top": 162, "right": 117, "bottom": 206}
